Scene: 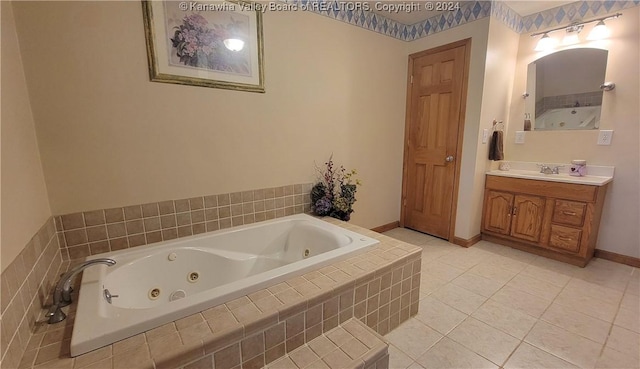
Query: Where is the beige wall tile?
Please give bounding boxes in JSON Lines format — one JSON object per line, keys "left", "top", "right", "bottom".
{"left": 104, "top": 208, "right": 125, "bottom": 223}
{"left": 145, "top": 232, "right": 162, "bottom": 244}
{"left": 126, "top": 220, "right": 144, "bottom": 235}
{"left": 184, "top": 355, "right": 213, "bottom": 369}
{"left": 86, "top": 226, "right": 108, "bottom": 242}
{"left": 176, "top": 213, "right": 191, "bottom": 227}
{"left": 174, "top": 199, "right": 190, "bottom": 213}
{"left": 217, "top": 194, "right": 230, "bottom": 206}
{"left": 189, "top": 197, "right": 204, "bottom": 210}
{"left": 241, "top": 333, "right": 264, "bottom": 362}
{"left": 64, "top": 229, "right": 87, "bottom": 247}
{"left": 204, "top": 196, "right": 217, "bottom": 208}
{"left": 160, "top": 215, "right": 176, "bottom": 229}
{"left": 141, "top": 203, "right": 159, "bottom": 217}
{"left": 109, "top": 237, "right": 128, "bottom": 251}
{"left": 191, "top": 210, "right": 205, "bottom": 223}
{"left": 158, "top": 201, "right": 175, "bottom": 215}
{"left": 83, "top": 211, "right": 105, "bottom": 226}
{"left": 68, "top": 245, "right": 90, "bottom": 260}
{"left": 192, "top": 223, "right": 206, "bottom": 235}
{"left": 61, "top": 213, "right": 85, "bottom": 230}
{"left": 106, "top": 223, "right": 126, "bottom": 238}
{"left": 128, "top": 234, "right": 146, "bottom": 248}
{"left": 213, "top": 343, "right": 241, "bottom": 369}
{"left": 143, "top": 217, "right": 160, "bottom": 232}
{"left": 230, "top": 192, "right": 243, "bottom": 205}
{"left": 264, "top": 343, "right": 285, "bottom": 365}
{"left": 124, "top": 205, "right": 142, "bottom": 220}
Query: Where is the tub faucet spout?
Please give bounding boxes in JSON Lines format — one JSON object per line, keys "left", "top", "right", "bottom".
{"left": 46, "top": 258, "right": 116, "bottom": 324}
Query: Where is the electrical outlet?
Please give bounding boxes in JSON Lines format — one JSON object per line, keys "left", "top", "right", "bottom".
{"left": 597, "top": 130, "right": 613, "bottom": 145}
{"left": 515, "top": 131, "right": 525, "bottom": 144}
{"left": 482, "top": 129, "right": 489, "bottom": 144}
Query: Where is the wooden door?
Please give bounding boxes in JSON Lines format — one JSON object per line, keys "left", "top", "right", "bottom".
{"left": 402, "top": 39, "right": 470, "bottom": 239}
{"left": 510, "top": 195, "right": 546, "bottom": 242}
{"left": 483, "top": 190, "right": 514, "bottom": 235}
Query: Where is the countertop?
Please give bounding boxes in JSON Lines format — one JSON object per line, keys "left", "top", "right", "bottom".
{"left": 486, "top": 170, "right": 613, "bottom": 186}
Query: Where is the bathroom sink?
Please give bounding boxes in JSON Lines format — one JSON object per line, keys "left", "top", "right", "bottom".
{"left": 487, "top": 169, "right": 612, "bottom": 186}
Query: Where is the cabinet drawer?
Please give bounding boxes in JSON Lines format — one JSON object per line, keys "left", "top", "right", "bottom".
{"left": 552, "top": 200, "right": 586, "bottom": 227}
{"left": 549, "top": 225, "right": 582, "bottom": 253}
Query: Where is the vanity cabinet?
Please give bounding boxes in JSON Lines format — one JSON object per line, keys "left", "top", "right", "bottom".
{"left": 484, "top": 191, "right": 545, "bottom": 242}
{"left": 481, "top": 175, "right": 609, "bottom": 267}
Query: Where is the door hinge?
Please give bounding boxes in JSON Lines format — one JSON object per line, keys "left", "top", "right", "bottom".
{"left": 410, "top": 75, "right": 414, "bottom": 84}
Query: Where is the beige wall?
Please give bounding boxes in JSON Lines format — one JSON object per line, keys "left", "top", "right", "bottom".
{"left": 467, "top": 18, "right": 520, "bottom": 239}
{"left": 12, "top": 2, "right": 408, "bottom": 229}
{"left": 1, "top": 1, "right": 52, "bottom": 271}
{"left": 506, "top": 7, "right": 640, "bottom": 258}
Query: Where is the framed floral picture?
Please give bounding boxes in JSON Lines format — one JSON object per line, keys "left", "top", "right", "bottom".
{"left": 142, "top": 0, "right": 264, "bottom": 92}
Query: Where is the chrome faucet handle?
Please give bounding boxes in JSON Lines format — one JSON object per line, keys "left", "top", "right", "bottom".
{"left": 536, "top": 164, "right": 550, "bottom": 173}
{"left": 552, "top": 165, "right": 565, "bottom": 174}
{"left": 47, "top": 258, "right": 116, "bottom": 324}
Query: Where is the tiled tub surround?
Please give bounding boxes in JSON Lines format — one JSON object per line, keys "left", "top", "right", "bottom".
{"left": 0, "top": 218, "right": 64, "bottom": 368}
{"left": 71, "top": 214, "right": 380, "bottom": 356}
{"left": 55, "top": 183, "right": 313, "bottom": 261}
{"left": 18, "top": 219, "right": 422, "bottom": 368}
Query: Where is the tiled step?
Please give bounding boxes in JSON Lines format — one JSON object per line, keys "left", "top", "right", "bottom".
{"left": 265, "top": 318, "right": 389, "bottom": 369}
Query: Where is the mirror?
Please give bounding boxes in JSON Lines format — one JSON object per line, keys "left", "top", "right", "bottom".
{"left": 526, "top": 48, "right": 608, "bottom": 131}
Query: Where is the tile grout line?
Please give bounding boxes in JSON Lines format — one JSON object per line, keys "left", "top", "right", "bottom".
{"left": 594, "top": 266, "right": 636, "bottom": 364}
{"left": 0, "top": 226, "right": 59, "bottom": 363}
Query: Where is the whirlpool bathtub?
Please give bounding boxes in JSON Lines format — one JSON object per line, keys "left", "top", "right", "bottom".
{"left": 70, "top": 214, "right": 379, "bottom": 356}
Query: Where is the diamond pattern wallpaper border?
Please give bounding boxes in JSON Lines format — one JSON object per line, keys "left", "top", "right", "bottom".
{"left": 292, "top": 0, "right": 639, "bottom": 41}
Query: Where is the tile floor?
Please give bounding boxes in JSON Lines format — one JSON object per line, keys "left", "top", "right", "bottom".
{"left": 381, "top": 228, "right": 640, "bottom": 369}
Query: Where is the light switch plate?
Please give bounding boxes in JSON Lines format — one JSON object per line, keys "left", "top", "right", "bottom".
{"left": 515, "top": 131, "right": 525, "bottom": 144}
{"left": 482, "top": 129, "right": 489, "bottom": 144}
{"left": 597, "top": 130, "right": 613, "bottom": 145}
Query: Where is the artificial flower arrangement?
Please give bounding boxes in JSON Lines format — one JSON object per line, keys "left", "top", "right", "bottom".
{"left": 310, "top": 157, "right": 361, "bottom": 221}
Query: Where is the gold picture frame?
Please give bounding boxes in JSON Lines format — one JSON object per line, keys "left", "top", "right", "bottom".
{"left": 142, "top": 0, "right": 264, "bottom": 92}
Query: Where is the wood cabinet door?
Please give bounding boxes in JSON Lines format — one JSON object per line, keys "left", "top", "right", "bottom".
{"left": 483, "top": 190, "right": 514, "bottom": 235}
{"left": 511, "top": 195, "right": 546, "bottom": 242}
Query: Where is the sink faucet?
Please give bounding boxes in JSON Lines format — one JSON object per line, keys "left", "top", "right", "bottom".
{"left": 46, "top": 258, "right": 116, "bottom": 324}
{"left": 538, "top": 164, "right": 564, "bottom": 174}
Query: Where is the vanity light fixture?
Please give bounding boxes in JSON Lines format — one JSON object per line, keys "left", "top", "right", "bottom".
{"left": 531, "top": 13, "right": 622, "bottom": 50}
{"left": 534, "top": 33, "right": 557, "bottom": 51}
{"left": 587, "top": 20, "right": 611, "bottom": 40}
{"left": 562, "top": 24, "right": 583, "bottom": 45}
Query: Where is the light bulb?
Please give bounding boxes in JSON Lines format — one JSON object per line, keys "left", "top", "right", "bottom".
{"left": 223, "top": 38, "right": 245, "bottom": 51}
{"left": 562, "top": 32, "right": 580, "bottom": 45}
{"left": 588, "top": 20, "right": 610, "bottom": 40}
{"left": 534, "top": 33, "right": 558, "bottom": 51}
{"left": 562, "top": 25, "right": 582, "bottom": 45}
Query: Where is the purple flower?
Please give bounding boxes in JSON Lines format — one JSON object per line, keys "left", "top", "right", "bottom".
{"left": 314, "top": 197, "right": 332, "bottom": 216}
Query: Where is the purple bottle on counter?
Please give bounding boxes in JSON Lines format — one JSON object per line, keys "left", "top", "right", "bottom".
{"left": 570, "top": 160, "right": 587, "bottom": 176}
